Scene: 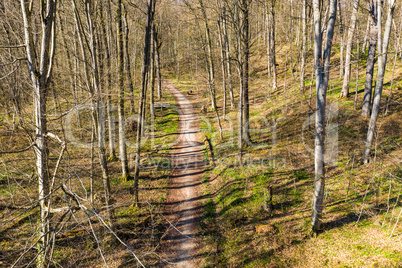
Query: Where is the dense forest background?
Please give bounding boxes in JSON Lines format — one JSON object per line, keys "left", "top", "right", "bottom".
{"left": 0, "top": 0, "right": 401, "bottom": 267}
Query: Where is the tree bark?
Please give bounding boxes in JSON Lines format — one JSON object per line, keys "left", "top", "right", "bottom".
{"left": 99, "top": 2, "right": 117, "bottom": 161}
{"left": 86, "top": 0, "right": 114, "bottom": 228}
{"left": 300, "top": 0, "right": 307, "bottom": 91}
{"left": 268, "top": 0, "right": 277, "bottom": 91}
{"left": 123, "top": 9, "right": 135, "bottom": 115}
{"left": 312, "top": 0, "right": 337, "bottom": 233}
{"left": 338, "top": 0, "right": 344, "bottom": 78}
{"left": 363, "top": 0, "right": 396, "bottom": 164}
{"left": 198, "top": 0, "right": 223, "bottom": 140}
{"left": 154, "top": 29, "right": 162, "bottom": 100}
{"left": 20, "top": 0, "right": 56, "bottom": 266}
{"left": 117, "top": 0, "right": 130, "bottom": 180}
{"left": 340, "top": 0, "right": 359, "bottom": 98}
{"left": 134, "top": 0, "right": 155, "bottom": 203}
{"left": 223, "top": 5, "right": 234, "bottom": 109}
{"left": 240, "top": 0, "right": 250, "bottom": 144}
{"left": 362, "top": 2, "right": 378, "bottom": 117}
{"left": 217, "top": 6, "right": 227, "bottom": 116}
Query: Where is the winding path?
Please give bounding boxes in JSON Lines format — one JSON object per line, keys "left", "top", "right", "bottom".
{"left": 162, "top": 81, "right": 204, "bottom": 267}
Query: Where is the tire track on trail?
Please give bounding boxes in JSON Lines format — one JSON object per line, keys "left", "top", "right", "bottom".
{"left": 161, "top": 81, "right": 204, "bottom": 267}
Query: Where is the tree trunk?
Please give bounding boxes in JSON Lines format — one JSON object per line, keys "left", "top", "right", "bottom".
{"left": 87, "top": 0, "right": 114, "bottom": 227}
{"left": 100, "top": 5, "right": 117, "bottom": 161}
{"left": 362, "top": 2, "right": 378, "bottom": 118}
{"left": 338, "top": 0, "right": 344, "bottom": 78}
{"left": 340, "top": 0, "right": 359, "bottom": 98}
{"left": 269, "top": 0, "right": 277, "bottom": 91}
{"left": 300, "top": 0, "right": 307, "bottom": 91}
{"left": 198, "top": 0, "right": 223, "bottom": 140}
{"left": 150, "top": 25, "right": 156, "bottom": 119}
{"left": 117, "top": 0, "right": 130, "bottom": 180}
{"left": 354, "top": 39, "right": 360, "bottom": 110}
{"left": 217, "top": 7, "right": 227, "bottom": 117}
{"left": 20, "top": 0, "right": 56, "bottom": 266}
{"left": 223, "top": 5, "right": 234, "bottom": 109}
{"left": 154, "top": 29, "right": 162, "bottom": 100}
{"left": 312, "top": 0, "right": 337, "bottom": 233}
{"left": 363, "top": 0, "right": 396, "bottom": 164}
{"left": 385, "top": 54, "right": 397, "bottom": 114}
{"left": 241, "top": 0, "right": 250, "bottom": 145}
{"left": 123, "top": 9, "right": 135, "bottom": 115}
{"left": 134, "top": 0, "right": 155, "bottom": 203}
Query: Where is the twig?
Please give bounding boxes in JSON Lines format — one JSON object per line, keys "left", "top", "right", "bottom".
{"left": 0, "top": 141, "right": 35, "bottom": 154}
{"left": 0, "top": 44, "right": 26, "bottom": 48}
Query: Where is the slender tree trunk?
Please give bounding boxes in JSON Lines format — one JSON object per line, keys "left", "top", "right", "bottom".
{"left": 362, "top": 16, "right": 370, "bottom": 52}
{"left": 338, "top": 0, "right": 344, "bottom": 78}
{"left": 241, "top": 0, "right": 250, "bottom": 144}
{"left": 154, "top": 29, "right": 162, "bottom": 100}
{"left": 198, "top": 0, "right": 223, "bottom": 139}
{"left": 363, "top": 0, "right": 396, "bottom": 164}
{"left": 123, "top": 9, "right": 135, "bottom": 115}
{"left": 340, "top": 0, "right": 360, "bottom": 98}
{"left": 150, "top": 25, "right": 156, "bottom": 119}
{"left": 20, "top": 1, "right": 56, "bottom": 266}
{"left": 223, "top": 5, "right": 234, "bottom": 109}
{"left": 217, "top": 8, "right": 227, "bottom": 117}
{"left": 134, "top": 0, "right": 155, "bottom": 203}
{"left": 385, "top": 54, "right": 397, "bottom": 114}
{"left": 312, "top": 0, "right": 337, "bottom": 233}
{"left": 300, "top": 0, "right": 307, "bottom": 91}
{"left": 86, "top": 0, "right": 113, "bottom": 226}
{"left": 269, "top": 0, "right": 277, "bottom": 91}
{"left": 100, "top": 4, "right": 117, "bottom": 161}
{"left": 117, "top": 0, "right": 129, "bottom": 180}
{"left": 354, "top": 39, "right": 360, "bottom": 110}
{"left": 362, "top": 2, "right": 378, "bottom": 118}
{"left": 265, "top": 0, "right": 271, "bottom": 79}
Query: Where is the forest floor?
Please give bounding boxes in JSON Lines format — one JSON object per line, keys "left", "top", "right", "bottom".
{"left": 159, "top": 81, "right": 204, "bottom": 267}
{"left": 167, "top": 45, "right": 402, "bottom": 267}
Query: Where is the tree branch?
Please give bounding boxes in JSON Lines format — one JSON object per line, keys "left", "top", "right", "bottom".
{"left": 0, "top": 44, "right": 26, "bottom": 49}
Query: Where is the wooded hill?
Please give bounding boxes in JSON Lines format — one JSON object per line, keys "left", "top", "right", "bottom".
{"left": 0, "top": 0, "right": 401, "bottom": 267}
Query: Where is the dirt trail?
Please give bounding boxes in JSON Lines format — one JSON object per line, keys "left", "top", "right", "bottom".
{"left": 161, "top": 81, "right": 204, "bottom": 267}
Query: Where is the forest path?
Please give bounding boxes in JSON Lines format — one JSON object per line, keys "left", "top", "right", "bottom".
{"left": 161, "top": 81, "right": 204, "bottom": 267}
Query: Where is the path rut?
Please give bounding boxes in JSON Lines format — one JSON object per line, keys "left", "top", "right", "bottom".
{"left": 161, "top": 81, "right": 204, "bottom": 267}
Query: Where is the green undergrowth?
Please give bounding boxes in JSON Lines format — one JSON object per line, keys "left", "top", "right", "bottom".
{"left": 174, "top": 43, "right": 402, "bottom": 266}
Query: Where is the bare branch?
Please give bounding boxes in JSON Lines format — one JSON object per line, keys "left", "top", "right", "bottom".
{"left": 0, "top": 58, "right": 27, "bottom": 66}
{"left": 0, "top": 142, "right": 35, "bottom": 155}
{"left": 0, "top": 44, "right": 26, "bottom": 49}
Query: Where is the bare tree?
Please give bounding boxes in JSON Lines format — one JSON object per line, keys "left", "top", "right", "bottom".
{"left": 267, "top": 0, "right": 277, "bottom": 92}
{"left": 311, "top": 0, "right": 337, "bottom": 233}
{"left": 340, "top": 0, "right": 360, "bottom": 98}
{"left": 300, "top": 0, "right": 307, "bottom": 92}
{"left": 363, "top": 0, "right": 396, "bottom": 164}
{"left": 20, "top": 0, "right": 56, "bottom": 266}
{"left": 362, "top": 1, "right": 378, "bottom": 117}
{"left": 134, "top": 0, "right": 155, "bottom": 203}
{"left": 117, "top": 0, "right": 130, "bottom": 180}
{"left": 123, "top": 6, "right": 136, "bottom": 114}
